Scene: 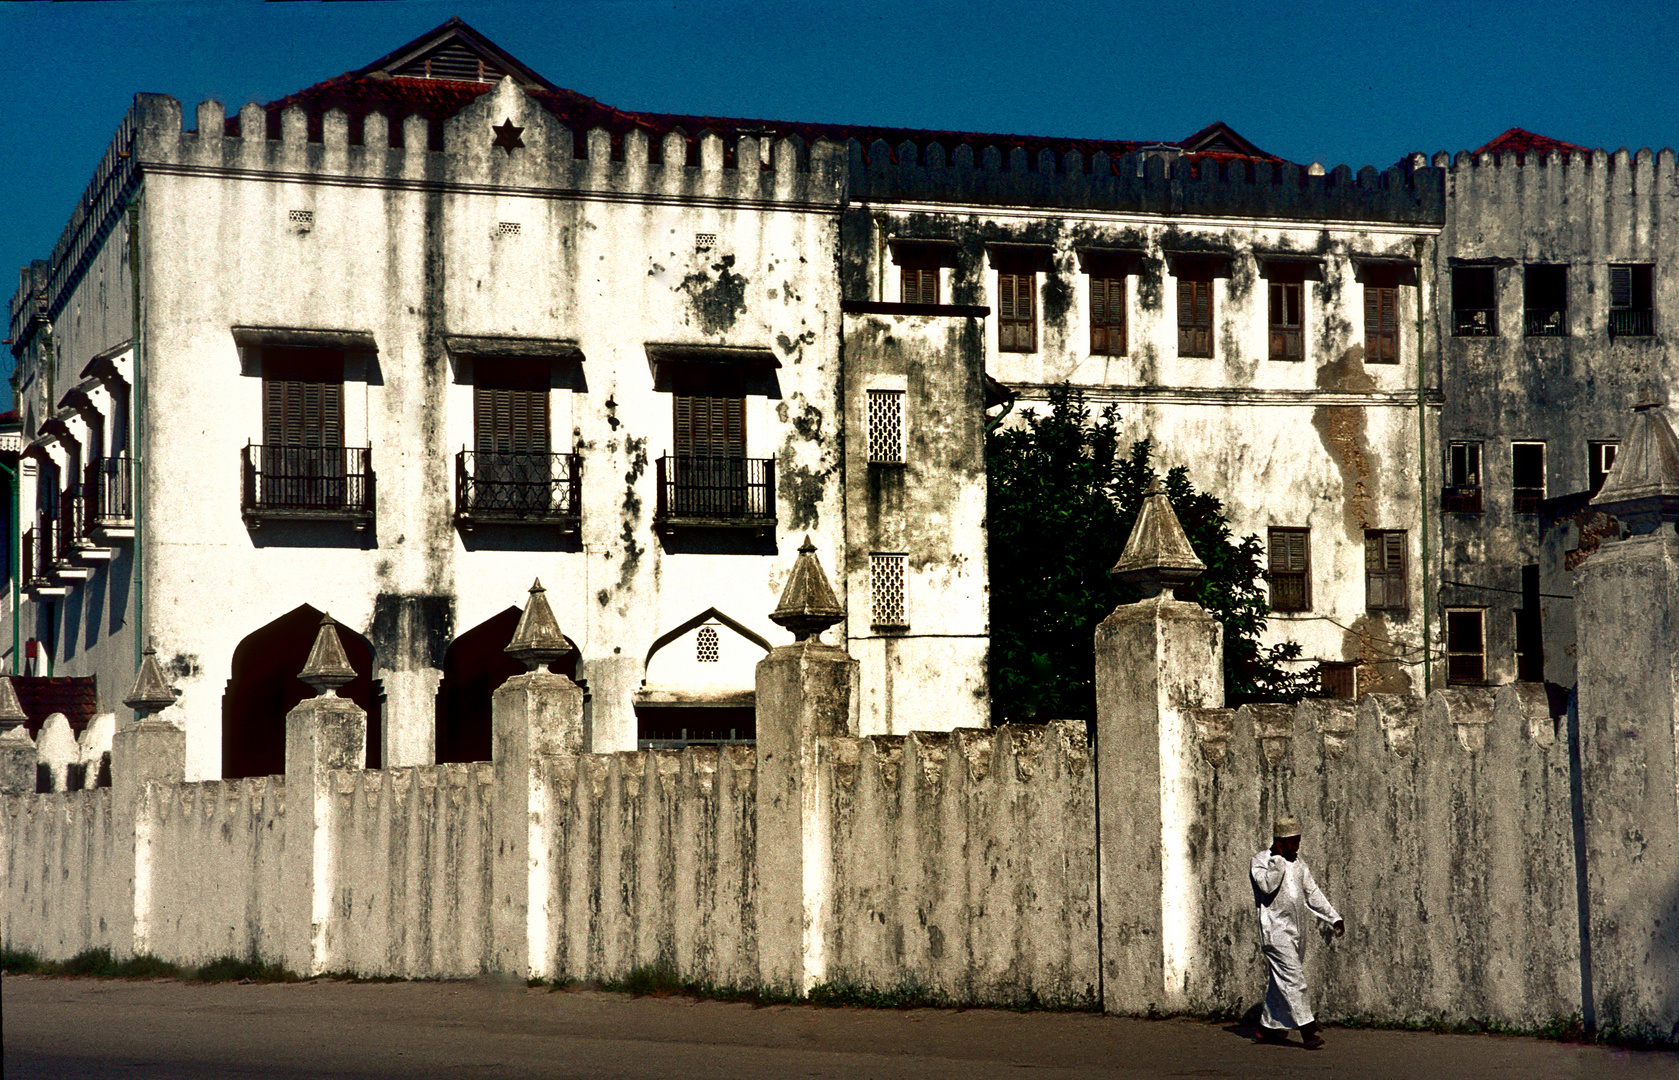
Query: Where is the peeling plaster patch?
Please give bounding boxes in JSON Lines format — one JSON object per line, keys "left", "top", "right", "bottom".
{"left": 1344, "top": 615, "right": 1414, "bottom": 695}
{"left": 1312, "top": 348, "right": 1380, "bottom": 540}
{"left": 167, "top": 653, "right": 201, "bottom": 680}
{"left": 1565, "top": 509, "right": 1620, "bottom": 571}
{"left": 680, "top": 255, "right": 748, "bottom": 335}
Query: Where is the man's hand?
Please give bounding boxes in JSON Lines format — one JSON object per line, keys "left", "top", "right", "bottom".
{"left": 1333, "top": 919, "right": 1346, "bottom": 938}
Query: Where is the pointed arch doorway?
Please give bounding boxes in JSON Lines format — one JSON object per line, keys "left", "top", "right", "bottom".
{"left": 434, "top": 607, "right": 580, "bottom": 763}
{"left": 222, "top": 605, "right": 382, "bottom": 779}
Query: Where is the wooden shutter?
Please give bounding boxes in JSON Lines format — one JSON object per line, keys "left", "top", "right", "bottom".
{"left": 675, "top": 395, "right": 745, "bottom": 457}
{"left": 474, "top": 386, "right": 550, "bottom": 456}
{"left": 1365, "top": 530, "right": 1406, "bottom": 610}
{"left": 1365, "top": 285, "right": 1398, "bottom": 363}
{"left": 1179, "top": 279, "right": 1212, "bottom": 357}
{"left": 998, "top": 272, "right": 1036, "bottom": 352}
{"left": 902, "top": 266, "right": 937, "bottom": 305}
{"left": 1268, "top": 528, "right": 1310, "bottom": 611}
{"left": 1091, "top": 277, "right": 1126, "bottom": 355}
{"left": 262, "top": 350, "right": 344, "bottom": 448}
{"left": 1610, "top": 265, "right": 1632, "bottom": 309}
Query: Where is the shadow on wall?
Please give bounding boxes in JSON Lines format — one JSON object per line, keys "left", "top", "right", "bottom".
{"left": 433, "top": 607, "right": 580, "bottom": 764}
{"left": 221, "top": 604, "right": 383, "bottom": 778}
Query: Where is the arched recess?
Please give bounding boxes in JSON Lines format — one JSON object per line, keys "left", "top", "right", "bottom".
{"left": 222, "top": 604, "right": 383, "bottom": 779}
{"left": 637, "top": 607, "right": 768, "bottom": 744}
{"left": 433, "top": 607, "right": 580, "bottom": 764}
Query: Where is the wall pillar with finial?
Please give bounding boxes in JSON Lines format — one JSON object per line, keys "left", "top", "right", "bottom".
{"left": 110, "top": 644, "right": 187, "bottom": 959}
{"left": 1573, "top": 400, "right": 1679, "bottom": 1040}
{"left": 278, "top": 615, "right": 366, "bottom": 977}
{"left": 755, "top": 535, "right": 855, "bottom": 995}
{"left": 490, "top": 579, "right": 584, "bottom": 980}
{"left": 1093, "top": 478, "right": 1224, "bottom": 1015}
{"left": 0, "top": 673, "right": 35, "bottom": 792}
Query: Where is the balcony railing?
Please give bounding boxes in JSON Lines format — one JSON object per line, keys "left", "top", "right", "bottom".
{"left": 1441, "top": 485, "right": 1484, "bottom": 514}
{"left": 454, "top": 451, "right": 581, "bottom": 530}
{"left": 56, "top": 488, "right": 81, "bottom": 564}
{"left": 83, "top": 456, "right": 136, "bottom": 537}
{"left": 654, "top": 455, "right": 775, "bottom": 531}
{"left": 1524, "top": 308, "right": 1567, "bottom": 337}
{"left": 1609, "top": 308, "right": 1654, "bottom": 338}
{"left": 1513, "top": 486, "right": 1545, "bottom": 514}
{"left": 1453, "top": 308, "right": 1496, "bottom": 336}
{"left": 241, "top": 444, "right": 375, "bottom": 528}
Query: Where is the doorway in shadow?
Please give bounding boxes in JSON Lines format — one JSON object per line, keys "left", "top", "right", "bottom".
{"left": 222, "top": 605, "right": 383, "bottom": 779}
{"left": 434, "top": 607, "right": 579, "bottom": 763}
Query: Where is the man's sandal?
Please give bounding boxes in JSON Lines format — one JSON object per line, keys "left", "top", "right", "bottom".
{"left": 1301, "top": 1031, "right": 1326, "bottom": 1050}
{"left": 1256, "top": 1028, "right": 1290, "bottom": 1045}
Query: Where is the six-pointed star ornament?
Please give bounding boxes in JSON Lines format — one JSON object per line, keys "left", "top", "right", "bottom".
{"left": 492, "top": 118, "right": 525, "bottom": 154}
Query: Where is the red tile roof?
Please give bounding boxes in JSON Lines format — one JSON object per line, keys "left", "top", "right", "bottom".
{"left": 10, "top": 676, "right": 99, "bottom": 736}
{"left": 1474, "top": 128, "right": 1590, "bottom": 159}
{"left": 259, "top": 19, "right": 1287, "bottom": 169}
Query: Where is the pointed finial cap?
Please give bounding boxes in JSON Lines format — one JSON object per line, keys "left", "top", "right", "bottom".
{"left": 0, "top": 675, "right": 27, "bottom": 728}
{"left": 123, "top": 646, "right": 178, "bottom": 716}
{"left": 771, "top": 535, "right": 845, "bottom": 642}
{"left": 299, "top": 615, "right": 357, "bottom": 696}
{"left": 1110, "top": 478, "right": 1206, "bottom": 598}
{"left": 505, "top": 579, "right": 572, "bottom": 672}
{"left": 1591, "top": 400, "right": 1679, "bottom": 535}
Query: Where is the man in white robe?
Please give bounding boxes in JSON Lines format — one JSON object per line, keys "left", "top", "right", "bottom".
{"left": 1251, "top": 815, "right": 1343, "bottom": 1049}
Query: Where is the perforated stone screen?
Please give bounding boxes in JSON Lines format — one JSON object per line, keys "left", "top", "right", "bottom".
{"left": 870, "top": 553, "right": 907, "bottom": 628}
{"left": 867, "top": 389, "right": 904, "bottom": 464}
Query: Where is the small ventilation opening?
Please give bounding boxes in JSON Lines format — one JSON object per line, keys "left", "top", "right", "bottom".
{"left": 496, "top": 221, "right": 521, "bottom": 237}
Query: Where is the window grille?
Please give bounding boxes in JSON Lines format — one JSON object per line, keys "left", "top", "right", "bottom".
{"left": 696, "top": 626, "right": 720, "bottom": 663}
{"left": 1364, "top": 530, "right": 1407, "bottom": 612}
{"left": 871, "top": 553, "right": 907, "bottom": 628}
{"left": 867, "top": 389, "right": 904, "bottom": 464}
{"left": 1445, "top": 609, "right": 1486, "bottom": 684}
{"left": 288, "top": 209, "right": 314, "bottom": 226}
{"left": 1266, "top": 528, "right": 1310, "bottom": 612}
{"left": 496, "top": 221, "right": 521, "bottom": 237}
{"left": 1512, "top": 442, "right": 1546, "bottom": 513}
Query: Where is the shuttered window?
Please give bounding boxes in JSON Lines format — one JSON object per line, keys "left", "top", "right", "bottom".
{"left": 1365, "top": 285, "right": 1399, "bottom": 363}
{"left": 901, "top": 266, "right": 939, "bottom": 305}
{"left": 1364, "top": 530, "right": 1407, "bottom": 612}
{"left": 262, "top": 349, "right": 344, "bottom": 448}
{"left": 998, "top": 272, "right": 1036, "bottom": 352}
{"left": 1269, "top": 281, "right": 1304, "bottom": 361}
{"left": 1090, "top": 276, "right": 1127, "bottom": 356}
{"left": 1445, "top": 609, "right": 1486, "bottom": 684}
{"left": 1178, "top": 278, "right": 1213, "bottom": 358}
{"left": 1609, "top": 264, "right": 1654, "bottom": 336}
{"left": 674, "top": 395, "right": 746, "bottom": 458}
{"left": 1267, "top": 528, "right": 1311, "bottom": 612}
{"left": 474, "top": 369, "right": 550, "bottom": 456}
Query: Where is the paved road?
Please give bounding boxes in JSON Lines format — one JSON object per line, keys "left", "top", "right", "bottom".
{"left": 4, "top": 974, "right": 1675, "bottom": 1079}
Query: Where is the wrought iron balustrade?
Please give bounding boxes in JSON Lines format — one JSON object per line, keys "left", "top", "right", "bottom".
{"left": 654, "top": 455, "right": 775, "bottom": 531}
{"left": 1453, "top": 309, "right": 1496, "bottom": 336}
{"left": 1441, "top": 485, "right": 1484, "bottom": 514}
{"left": 454, "top": 451, "right": 581, "bottom": 529}
{"left": 241, "top": 444, "right": 375, "bottom": 528}
{"left": 83, "top": 456, "right": 136, "bottom": 531}
{"left": 1524, "top": 308, "right": 1567, "bottom": 337}
{"left": 1608, "top": 308, "right": 1654, "bottom": 338}
{"left": 56, "top": 487, "right": 83, "bottom": 563}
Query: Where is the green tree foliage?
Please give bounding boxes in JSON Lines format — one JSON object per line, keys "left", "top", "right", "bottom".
{"left": 987, "top": 384, "right": 1320, "bottom": 723}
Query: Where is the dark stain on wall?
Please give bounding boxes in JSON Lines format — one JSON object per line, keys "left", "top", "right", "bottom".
{"left": 781, "top": 459, "right": 833, "bottom": 531}
{"left": 618, "top": 435, "right": 648, "bottom": 589}
{"left": 368, "top": 593, "right": 455, "bottom": 670}
{"left": 1344, "top": 615, "right": 1414, "bottom": 695}
{"left": 1312, "top": 347, "right": 1381, "bottom": 540}
{"left": 1041, "top": 266, "right": 1074, "bottom": 332}
{"left": 681, "top": 255, "right": 748, "bottom": 335}
{"left": 167, "top": 653, "right": 201, "bottom": 680}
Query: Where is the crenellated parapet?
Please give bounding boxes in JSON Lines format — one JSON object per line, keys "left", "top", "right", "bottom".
{"left": 1420, "top": 144, "right": 1679, "bottom": 241}
{"left": 848, "top": 137, "right": 1445, "bottom": 224}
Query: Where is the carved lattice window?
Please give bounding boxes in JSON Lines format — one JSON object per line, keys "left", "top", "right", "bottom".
{"left": 871, "top": 553, "right": 907, "bottom": 629}
{"left": 696, "top": 626, "right": 719, "bottom": 663}
{"left": 867, "top": 389, "right": 904, "bottom": 464}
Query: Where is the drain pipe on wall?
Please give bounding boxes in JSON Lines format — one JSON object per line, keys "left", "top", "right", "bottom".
{"left": 1415, "top": 236, "right": 1433, "bottom": 694}
{"left": 0, "top": 458, "right": 16, "bottom": 671}
{"left": 127, "top": 195, "right": 145, "bottom": 677}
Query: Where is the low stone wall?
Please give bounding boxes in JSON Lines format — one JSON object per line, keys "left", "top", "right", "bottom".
{"left": 544, "top": 746, "right": 758, "bottom": 988}
{"left": 1, "top": 788, "right": 121, "bottom": 959}
{"left": 820, "top": 722, "right": 1097, "bottom": 1005}
{"left": 1171, "top": 685, "right": 1579, "bottom": 1027}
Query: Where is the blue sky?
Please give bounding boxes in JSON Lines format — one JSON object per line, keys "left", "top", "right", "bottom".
{"left": 2, "top": 0, "right": 1675, "bottom": 401}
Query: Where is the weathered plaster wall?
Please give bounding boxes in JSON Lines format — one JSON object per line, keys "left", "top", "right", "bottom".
{"left": 1432, "top": 148, "right": 1679, "bottom": 687}
{"left": 1163, "top": 687, "right": 1579, "bottom": 1026}
{"left": 840, "top": 313, "right": 989, "bottom": 733}
{"left": 19, "top": 85, "right": 859, "bottom": 775}
{"left": 820, "top": 722, "right": 1097, "bottom": 1006}
{"left": 0, "top": 787, "right": 122, "bottom": 960}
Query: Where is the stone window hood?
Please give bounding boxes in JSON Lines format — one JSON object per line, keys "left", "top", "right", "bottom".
{"left": 1076, "top": 247, "right": 1149, "bottom": 275}
{"left": 1163, "top": 250, "right": 1235, "bottom": 277}
{"left": 645, "top": 344, "right": 781, "bottom": 397}
{"left": 1351, "top": 254, "right": 1421, "bottom": 285}
{"left": 1255, "top": 251, "right": 1327, "bottom": 281}
{"left": 985, "top": 242, "right": 1055, "bottom": 272}
{"left": 444, "top": 334, "right": 584, "bottom": 389}
{"left": 232, "top": 326, "right": 378, "bottom": 379}
{"left": 887, "top": 237, "right": 960, "bottom": 267}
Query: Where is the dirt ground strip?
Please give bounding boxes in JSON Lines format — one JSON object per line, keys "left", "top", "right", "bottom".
{"left": 3, "top": 975, "right": 1675, "bottom": 1080}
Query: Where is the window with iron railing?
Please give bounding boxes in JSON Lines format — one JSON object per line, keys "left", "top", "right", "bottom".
{"left": 1609, "top": 264, "right": 1654, "bottom": 337}
{"left": 1512, "top": 442, "right": 1546, "bottom": 513}
{"left": 1524, "top": 264, "right": 1568, "bottom": 337}
{"left": 1443, "top": 441, "right": 1483, "bottom": 513}
{"left": 1452, "top": 266, "right": 1497, "bottom": 336}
